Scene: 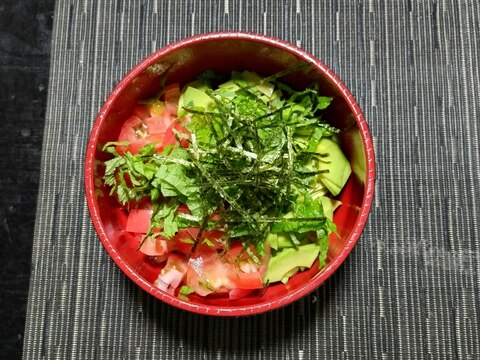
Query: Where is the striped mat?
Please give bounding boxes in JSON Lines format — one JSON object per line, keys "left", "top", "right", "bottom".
{"left": 24, "top": 1, "right": 480, "bottom": 358}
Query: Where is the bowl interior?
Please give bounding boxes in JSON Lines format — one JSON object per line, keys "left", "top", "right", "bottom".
{"left": 87, "top": 34, "right": 370, "bottom": 314}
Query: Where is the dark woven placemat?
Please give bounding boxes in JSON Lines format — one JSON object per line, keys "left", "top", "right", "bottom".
{"left": 23, "top": 1, "right": 480, "bottom": 358}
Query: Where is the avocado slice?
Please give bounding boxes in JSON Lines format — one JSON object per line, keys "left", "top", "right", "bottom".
{"left": 320, "top": 196, "right": 342, "bottom": 221}
{"left": 281, "top": 267, "right": 300, "bottom": 284}
{"left": 218, "top": 79, "right": 240, "bottom": 92}
{"left": 217, "top": 71, "right": 275, "bottom": 102}
{"left": 341, "top": 127, "right": 366, "bottom": 183}
{"left": 241, "top": 71, "right": 275, "bottom": 97}
{"left": 263, "top": 243, "right": 320, "bottom": 284}
{"left": 265, "top": 232, "right": 278, "bottom": 250}
{"left": 265, "top": 232, "right": 296, "bottom": 250}
{"left": 277, "top": 233, "right": 295, "bottom": 248}
{"left": 177, "top": 86, "right": 214, "bottom": 118}
{"left": 309, "top": 177, "right": 329, "bottom": 199}
{"left": 315, "top": 138, "right": 351, "bottom": 196}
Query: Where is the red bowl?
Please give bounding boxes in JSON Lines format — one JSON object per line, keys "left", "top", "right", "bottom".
{"left": 84, "top": 32, "right": 375, "bottom": 316}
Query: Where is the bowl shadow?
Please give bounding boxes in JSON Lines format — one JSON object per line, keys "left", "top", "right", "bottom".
{"left": 128, "top": 261, "right": 351, "bottom": 359}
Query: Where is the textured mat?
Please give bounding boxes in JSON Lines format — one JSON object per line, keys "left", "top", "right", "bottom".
{"left": 24, "top": 0, "right": 480, "bottom": 358}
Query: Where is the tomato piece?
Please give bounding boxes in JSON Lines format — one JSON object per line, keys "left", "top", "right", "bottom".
{"left": 185, "top": 227, "right": 200, "bottom": 239}
{"left": 125, "top": 209, "right": 152, "bottom": 233}
{"left": 176, "top": 204, "right": 190, "bottom": 214}
{"left": 224, "top": 242, "right": 253, "bottom": 262}
{"left": 164, "top": 83, "right": 180, "bottom": 111}
{"left": 146, "top": 113, "right": 178, "bottom": 152}
{"left": 154, "top": 116, "right": 186, "bottom": 147}
{"left": 229, "top": 288, "right": 254, "bottom": 300}
{"left": 139, "top": 237, "right": 168, "bottom": 256}
{"left": 118, "top": 115, "right": 143, "bottom": 142}
{"left": 159, "top": 126, "right": 177, "bottom": 150}
{"left": 116, "top": 115, "right": 150, "bottom": 155}
{"left": 228, "top": 270, "right": 263, "bottom": 289}
{"left": 145, "top": 116, "right": 170, "bottom": 135}
{"left": 117, "top": 100, "right": 190, "bottom": 155}
{"left": 165, "top": 253, "right": 188, "bottom": 271}
{"left": 166, "top": 228, "right": 197, "bottom": 254}
{"left": 185, "top": 249, "right": 232, "bottom": 296}
{"left": 126, "top": 139, "right": 150, "bottom": 154}
{"left": 151, "top": 253, "right": 169, "bottom": 263}
{"left": 171, "top": 121, "right": 190, "bottom": 148}
{"left": 132, "top": 105, "right": 152, "bottom": 120}
{"left": 200, "top": 229, "right": 227, "bottom": 250}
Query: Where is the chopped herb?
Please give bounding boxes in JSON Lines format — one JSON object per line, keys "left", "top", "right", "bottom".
{"left": 178, "top": 285, "right": 195, "bottom": 300}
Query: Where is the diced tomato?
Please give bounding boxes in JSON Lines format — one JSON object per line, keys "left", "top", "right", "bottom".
{"left": 118, "top": 115, "right": 143, "bottom": 142}
{"left": 151, "top": 253, "right": 169, "bottom": 263}
{"left": 171, "top": 121, "right": 191, "bottom": 148}
{"left": 185, "top": 227, "right": 200, "bottom": 239}
{"left": 200, "top": 229, "right": 227, "bottom": 250}
{"left": 164, "top": 84, "right": 181, "bottom": 112}
{"left": 126, "top": 139, "right": 150, "bottom": 154}
{"left": 202, "top": 229, "right": 225, "bottom": 241}
{"left": 159, "top": 127, "right": 177, "bottom": 150}
{"left": 117, "top": 102, "right": 187, "bottom": 155}
{"left": 145, "top": 116, "right": 170, "bottom": 135}
{"left": 176, "top": 204, "right": 190, "bottom": 214}
{"left": 185, "top": 249, "right": 232, "bottom": 296}
{"left": 224, "top": 242, "right": 253, "bottom": 262}
{"left": 116, "top": 115, "right": 148, "bottom": 154}
{"left": 209, "top": 213, "right": 221, "bottom": 222}
{"left": 132, "top": 105, "right": 152, "bottom": 120}
{"left": 139, "top": 237, "right": 168, "bottom": 256}
{"left": 125, "top": 209, "right": 152, "bottom": 233}
{"left": 228, "top": 270, "right": 263, "bottom": 289}
{"left": 238, "top": 259, "right": 259, "bottom": 273}
{"left": 169, "top": 238, "right": 195, "bottom": 255}
{"left": 229, "top": 288, "right": 254, "bottom": 300}
{"left": 167, "top": 228, "right": 226, "bottom": 255}
{"left": 165, "top": 253, "right": 188, "bottom": 272}
{"left": 166, "top": 228, "right": 197, "bottom": 254}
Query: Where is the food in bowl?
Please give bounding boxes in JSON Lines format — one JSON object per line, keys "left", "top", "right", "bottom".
{"left": 101, "top": 69, "right": 352, "bottom": 300}
{"left": 85, "top": 32, "right": 374, "bottom": 315}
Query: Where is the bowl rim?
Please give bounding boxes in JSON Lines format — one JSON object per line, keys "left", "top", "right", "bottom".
{"left": 84, "top": 31, "right": 375, "bottom": 316}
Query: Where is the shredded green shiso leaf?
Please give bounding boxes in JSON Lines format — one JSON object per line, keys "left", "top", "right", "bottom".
{"left": 103, "top": 70, "right": 340, "bottom": 266}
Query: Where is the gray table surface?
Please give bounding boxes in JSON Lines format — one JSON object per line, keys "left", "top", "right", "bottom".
{"left": 24, "top": 1, "right": 480, "bottom": 359}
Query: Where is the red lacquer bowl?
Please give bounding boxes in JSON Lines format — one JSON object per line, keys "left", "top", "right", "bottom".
{"left": 84, "top": 32, "right": 375, "bottom": 316}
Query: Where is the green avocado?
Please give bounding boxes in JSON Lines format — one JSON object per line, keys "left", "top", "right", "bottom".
{"left": 217, "top": 71, "right": 275, "bottom": 102}
{"left": 265, "top": 232, "right": 297, "bottom": 250}
{"left": 177, "top": 86, "right": 214, "bottom": 118}
{"left": 241, "top": 71, "right": 275, "bottom": 97}
{"left": 320, "top": 196, "right": 341, "bottom": 221}
{"left": 316, "top": 138, "right": 351, "bottom": 196}
{"left": 281, "top": 267, "right": 299, "bottom": 284}
{"left": 263, "top": 243, "right": 320, "bottom": 284}
{"left": 218, "top": 79, "right": 240, "bottom": 92}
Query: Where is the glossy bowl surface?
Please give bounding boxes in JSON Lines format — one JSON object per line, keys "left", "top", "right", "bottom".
{"left": 85, "top": 32, "right": 375, "bottom": 316}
